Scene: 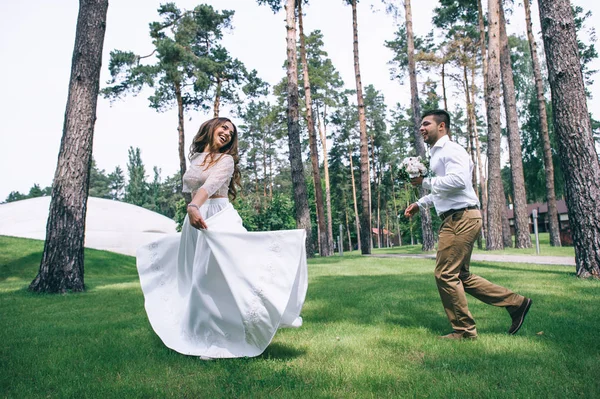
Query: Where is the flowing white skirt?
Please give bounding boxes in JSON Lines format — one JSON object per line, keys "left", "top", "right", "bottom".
{"left": 136, "top": 198, "right": 308, "bottom": 358}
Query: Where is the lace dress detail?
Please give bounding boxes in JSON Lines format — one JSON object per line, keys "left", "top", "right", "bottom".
{"left": 182, "top": 152, "right": 234, "bottom": 197}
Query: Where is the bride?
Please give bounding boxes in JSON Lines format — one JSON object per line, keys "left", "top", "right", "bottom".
{"left": 136, "top": 117, "right": 308, "bottom": 359}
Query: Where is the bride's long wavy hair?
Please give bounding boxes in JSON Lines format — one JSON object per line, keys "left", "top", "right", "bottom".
{"left": 188, "top": 117, "right": 241, "bottom": 201}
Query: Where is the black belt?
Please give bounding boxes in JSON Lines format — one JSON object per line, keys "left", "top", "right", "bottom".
{"left": 439, "top": 205, "right": 479, "bottom": 221}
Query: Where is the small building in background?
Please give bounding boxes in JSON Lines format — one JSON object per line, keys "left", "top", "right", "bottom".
{"left": 506, "top": 199, "right": 572, "bottom": 245}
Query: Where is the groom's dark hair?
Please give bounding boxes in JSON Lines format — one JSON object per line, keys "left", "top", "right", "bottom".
{"left": 422, "top": 109, "right": 450, "bottom": 133}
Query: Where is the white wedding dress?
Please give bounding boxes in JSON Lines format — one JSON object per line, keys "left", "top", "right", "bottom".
{"left": 136, "top": 153, "right": 308, "bottom": 358}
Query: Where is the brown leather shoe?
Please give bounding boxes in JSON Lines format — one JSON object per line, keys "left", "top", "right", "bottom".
{"left": 508, "top": 297, "right": 532, "bottom": 335}
{"left": 438, "top": 331, "right": 478, "bottom": 340}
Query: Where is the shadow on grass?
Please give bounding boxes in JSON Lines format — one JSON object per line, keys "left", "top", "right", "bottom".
{"left": 0, "top": 251, "right": 43, "bottom": 282}
{"left": 305, "top": 273, "right": 449, "bottom": 333}
{"left": 470, "top": 261, "right": 575, "bottom": 277}
{"left": 259, "top": 342, "right": 306, "bottom": 360}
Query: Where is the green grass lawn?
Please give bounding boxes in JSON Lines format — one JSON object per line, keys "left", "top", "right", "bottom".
{"left": 375, "top": 232, "right": 576, "bottom": 257}
{"left": 1, "top": 235, "right": 598, "bottom": 398}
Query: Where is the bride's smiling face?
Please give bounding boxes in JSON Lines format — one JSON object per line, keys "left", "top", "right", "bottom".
{"left": 212, "top": 121, "right": 235, "bottom": 149}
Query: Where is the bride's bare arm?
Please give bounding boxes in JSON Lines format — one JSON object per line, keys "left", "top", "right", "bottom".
{"left": 187, "top": 188, "right": 209, "bottom": 229}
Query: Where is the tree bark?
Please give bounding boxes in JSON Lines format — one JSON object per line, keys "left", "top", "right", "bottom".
{"left": 538, "top": 0, "right": 600, "bottom": 278}
{"left": 470, "top": 66, "right": 486, "bottom": 248}
{"left": 389, "top": 164, "right": 402, "bottom": 246}
{"left": 262, "top": 134, "right": 268, "bottom": 197}
{"left": 174, "top": 81, "right": 188, "bottom": 201}
{"left": 343, "top": 192, "right": 353, "bottom": 251}
{"left": 346, "top": 209, "right": 353, "bottom": 251}
{"left": 285, "top": 0, "right": 314, "bottom": 257}
{"left": 441, "top": 62, "right": 448, "bottom": 111}
{"left": 485, "top": 0, "right": 504, "bottom": 250}
{"left": 464, "top": 66, "right": 482, "bottom": 249}
{"left": 524, "top": 0, "right": 561, "bottom": 246}
{"left": 213, "top": 78, "right": 221, "bottom": 118}
{"left": 351, "top": 0, "right": 372, "bottom": 254}
{"left": 477, "top": 0, "right": 489, "bottom": 240}
{"left": 30, "top": 0, "right": 109, "bottom": 293}
{"left": 349, "top": 145, "right": 361, "bottom": 251}
{"left": 502, "top": 198, "right": 513, "bottom": 248}
{"left": 317, "top": 110, "right": 335, "bottom": 254}
{"left": 499, "top": 4, "right": 531, "bottom": 249}
{"left": 298, "top": 2, "right": 330, "bottom": 256}
{"left": 405, "top": 0, "right": 434, "bottom": 251}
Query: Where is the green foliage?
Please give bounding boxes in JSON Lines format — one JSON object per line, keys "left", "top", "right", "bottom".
{"left": 88, "top": 159, "right": 112, "bottom": 199}
{"left": 432, "top": 0, "right": 480, "bottom": 38}
{"left": 385, "top": 25, "right": 435, "bottom": 81}
{"left": 107, "top": 165, "right": 125, "bottom": 200}
{"left": 3, "top": 184, "right": 51, "bottom": 203}
{"left": 174, "top": 198, "right": 187, "bottom": 232}
{"left": 299, "top": 30, "right": 346, "bottom": 112}
{"left": 259, "top": 193, "right": 297, "bottom": 231}
{"left": 232, "top": 193, "right": 296, "bottom": 232}
{"left": 124, "top": 147, "right": 148, "bottom": 207}
{"left": 103, "top": 4, "right": 263, "bottom": 117}
{"left": 237, "top": 100, "right": 285, "bottom": 198}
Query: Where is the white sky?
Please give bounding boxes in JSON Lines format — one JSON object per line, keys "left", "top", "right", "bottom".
{"left": 1, "top": 0, "right": 598, "bottom": 201}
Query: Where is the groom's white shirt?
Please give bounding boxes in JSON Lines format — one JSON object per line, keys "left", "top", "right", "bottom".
{"left": 417, "top": 135, "right": 480, "bottom": 214}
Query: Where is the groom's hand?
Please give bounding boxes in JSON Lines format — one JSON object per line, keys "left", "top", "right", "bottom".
{"left": 404, "top": 203, "right": 420, "bottom": 218}
{"left": 410, "top": 176, "right": 424, "bottom": 186}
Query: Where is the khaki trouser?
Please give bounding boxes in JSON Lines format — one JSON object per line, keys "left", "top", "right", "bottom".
{"left": 435, "top": 209, "right": 524, "bottom": 334}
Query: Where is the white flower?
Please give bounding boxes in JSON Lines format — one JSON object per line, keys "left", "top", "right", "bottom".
{"left": 400, "top": 156, "right": 429, "bottom": 179}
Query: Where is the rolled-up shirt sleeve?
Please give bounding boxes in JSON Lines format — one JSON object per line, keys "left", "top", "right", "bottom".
{"left": 417, "top": 193, "right": 434, "bottom": 209}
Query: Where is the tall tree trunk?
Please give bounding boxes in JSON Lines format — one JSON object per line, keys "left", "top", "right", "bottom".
{"left": 470, "top": 67, "right": 486, "bottom": 248}
{"left": 269, "top": 152, "right": 273, "bottom": 199}
{"left": 477, "top": 0, "right": 489, "bottom": 92}
{"left": 213, "top": 78, "right": 221, "bottom": 118}
{"left": 524, "top": 0, "right": 561, "bottom": 247}
{"left": 463, "top": 65, "right": 476, "bottom": 168}
{"left": 298, "top": 2, "right": 330, "bottom": 256}
{"left": 404, "top": 0, "right": 434, "bottom": 251}
{"left": 345, "top": 208, "right": 353, "bottom": 251}
{"left": 441, "top": 62, "right": 448, "bottom": 111}
{"left": 343, "top": 191, "right": 353, "bottom": 251}
{"left": 253, "top": 143, "right": 259, "bottom": 195}
{"left": 464, "top": 66, "right": 481, "bottom": 249}
{"left": 370, "top": 134, "right": 377, "bottom": 248}
{"left": 285, "top": 0, "right": 313, "bottom": 257}
{"left": 376, "top": 167, "right": 382, "bottom": 249}
{"left": 385, "top": 209, "right": 390, "bottom": 247}
{"left": 485, "top": 0, "right": 504, "bottom": 250}
{"left": 349, "top": 145, "right": 361, "bottom": 251}
{"left": 317, "top": 108, "right": 335, "bottom": 254}
{"left": 477, "top": 0, "right": 489, "bottom": 239}
{"left": 499, "top": 4, "right": 531, "bottom": 249}
{"left": 502, "top": 198, "right": 513, "bottom": 248}
{"left": 389, "top": 164, "right": 402, "bottom": 246}
{"left": 174, "top": 81, "right": 188, "bottom": 201}
{"left": 30, "top": 0, "right": 109, "bottom": 293}
{"left": 538, "top": 0, "right": 600, "bottom": 278}
{"left": 262, "top": 135, "right": 268, "bottom": 197}
{"left": 351, "top": 0, "right": 372, "bottom": 254}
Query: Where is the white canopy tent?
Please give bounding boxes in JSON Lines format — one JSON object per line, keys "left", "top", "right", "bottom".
{"left": 0, "top": 196, "right": 177, "bottom": 256}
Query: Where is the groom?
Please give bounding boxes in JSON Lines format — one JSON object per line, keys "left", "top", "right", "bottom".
{"left": 404, "top": 109, "right": 532, "bottom": 340}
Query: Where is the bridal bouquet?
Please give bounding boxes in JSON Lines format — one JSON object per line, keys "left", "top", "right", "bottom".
{"left": 398, "top": 156, "right": 430, "bottom": 182}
